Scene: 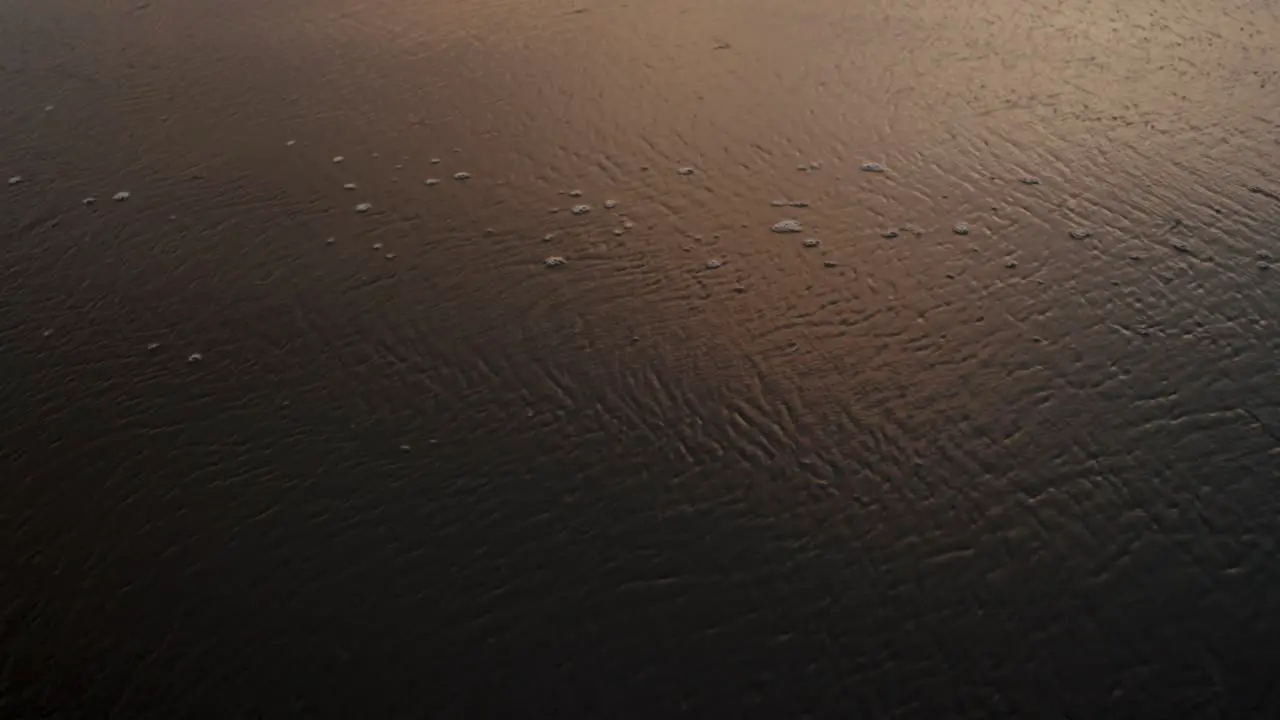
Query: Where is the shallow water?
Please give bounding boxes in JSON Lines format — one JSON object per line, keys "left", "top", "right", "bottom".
{"left": 2, "top": 0, "right": 1279, "bottom": 717}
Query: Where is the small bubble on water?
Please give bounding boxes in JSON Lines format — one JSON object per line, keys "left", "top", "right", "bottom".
{"left": 613, "top": 228, "right": 624, "bottom": 236}
{"left": 113, "top": 191, "right": 131, "bottom": 202}
{"left": 355, "top": 202, "right": 372, "bottom": 213}
{"left": 706, "top": 259, "right": 724, "bottom": 269}
{"left": 544, "top": 255, "right": 567, "bottom": 267}
{"left": 802, "top": 238, "right": 821, "bottom": 248}
{"left": 44, "top": 105, "right": 54, "bottom": 112}
{"left": 1068, "top": 229, "right": 1092, "bottom": 240}
{"left": 430, "top": 158, "right": 441, "bottom": 164}
{"left": 7, "top": 176, "right": 22, "bottom": 186}
{"left": 146, "top": 342, "right": 160, "bottom": 351}
{"left": 343, "top": 183, "right": 357, "bottom": 190}
{"left": 772, "top": 219, "right": 803, "bottom": 233}
{"left": 332, "top": 156, "right": 345, "bottom": 163}
{"left": 860, "top": 162, "right": 887, "bottom": 173}
{"left": 542, "top": 233, "right": 555, "bottom": 242}
{"left": 82, "top": 197, "right": 96, "bottom": 205}
{"left": 385, "top": 253, "right": 396, "bottom": 260}
{"left": 286, "top": 140, "right": 296, "bottom": 146}
{"left": 603, "top": 199, "right": 618, "bottom": 209}
{"left": 567, "top": 189, "right": 583, "bottom": 197}
{"left": 953, "top": 223, "right": 970, "bottom": 235}
{"left": 771, "top": 199, "right": 787, "bottom": 207}
{"left": 424, "top": 178, "right": 440, "bottom": 186}
{"left": 1005, "top": 259, "right": 1019, "bottom": 268}
{"left": 325, "top": 237, "right": 335, "bottom": 244}
{"left": 622, "top": 220, "right": 635, "bottom": 230}
{"left": 677, "top": 167, "right": 695, "bottom": 175}
{"left": 453, "top": 172, "right": 471, "bottom": 180}
{"left": 571, "top": 204, "right": 591, "bottom": 215}
{"left": 809, "top": 161, "right": 822, "bottom": 170}
{"left": 187, "top": 353, "right": 203, "bottom": 363}
{"left": 372, "top": 242, "right": 383, "bottom": 250}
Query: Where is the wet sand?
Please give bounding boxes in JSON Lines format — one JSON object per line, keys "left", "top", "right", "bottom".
{"left": 2, "top": 1, "right": 1279, "bottom": 717}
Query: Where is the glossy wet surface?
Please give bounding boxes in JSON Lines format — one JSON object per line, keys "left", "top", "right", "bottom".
{"left": 2, "top": 1, "right": 1279, "bottom": 717}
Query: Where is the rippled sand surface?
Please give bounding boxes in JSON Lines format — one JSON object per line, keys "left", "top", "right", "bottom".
{"left": 3, "top": 1, "right": 1279, "bottom": 716}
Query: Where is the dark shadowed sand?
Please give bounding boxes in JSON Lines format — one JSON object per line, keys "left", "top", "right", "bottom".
{"left": 2, "top": 1, "right": 1279, "bottom": 717}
